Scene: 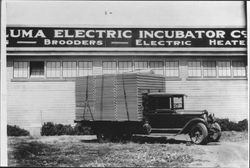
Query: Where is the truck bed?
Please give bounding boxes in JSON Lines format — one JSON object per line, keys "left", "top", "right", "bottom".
{"left": 75, "top": 72, "right": 165, "bottom": 122}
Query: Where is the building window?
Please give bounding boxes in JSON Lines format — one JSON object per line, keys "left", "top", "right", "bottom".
{"left": 149, "top": 61, "right": 164, "bottom": 75}
{"left": 46, "top": 61, "right": 61, "bottom": 78}
{"left": 118, "top": 61, "right": 133, "bottom": 73}
{"left": 232, "top": 61, "right": 246, "bottom": 77}
{"left": 134, "top": 61, "right": 148, "bottom": 72}
{"left": 79, "top": 61, "right": 93, "bottom": 76}
{"left": 218, "top": 61, "right": 231, "bottom": 77}
{"left": 165, "top": 61, "right": 179, "bottom": 77}
{"left": 30, "top": 61, "right": 44, "bottom": 78}
{"left": 188, "top": 61, "right": 201, "bottom": 77}
{"left": 62, "top": 61, "right": 77, "bottom": 77}
{"left": 203, "top": 61, "right": 216, "bottom": 77}
{"left": 103, "top": 61, "right": 117, "bottom": 74}
{"left": 13, "top": 61, "right": 28, "bottom": 78}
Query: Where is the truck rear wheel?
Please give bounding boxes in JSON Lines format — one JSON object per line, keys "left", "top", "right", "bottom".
{"left": 189, "top": 123, "right": 208, "bottom": 145}
{"left": 96, "top": 132, "right": 113, "bottom": 143}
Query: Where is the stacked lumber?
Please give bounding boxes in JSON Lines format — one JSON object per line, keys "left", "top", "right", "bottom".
{"left": 75, "top": 72, "right": 165, "bottom": 122}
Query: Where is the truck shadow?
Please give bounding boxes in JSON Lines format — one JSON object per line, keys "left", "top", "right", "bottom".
{"left": 81, "top": 138, "right": 221, "bottom": 146}
{"left": 132, "top": 136, "right": 188, "bottom": 144}
{"left": 81, "top": 136, "right": 190, "bottom": 144}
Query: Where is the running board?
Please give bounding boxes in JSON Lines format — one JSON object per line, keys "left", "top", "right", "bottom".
{"left": 151, "top": 128, "right": 182, "bottom": 133}
{"left": 134, "top": 133, "right": 177, "bottom": 137}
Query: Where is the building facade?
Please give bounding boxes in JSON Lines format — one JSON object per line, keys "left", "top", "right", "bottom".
{"left": 6, "top": 1, "right": 248, "bottom": 135}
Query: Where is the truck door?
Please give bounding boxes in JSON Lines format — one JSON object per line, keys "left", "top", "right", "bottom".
{"left": 145, "top": 96, "right": 177, "bottom": 128}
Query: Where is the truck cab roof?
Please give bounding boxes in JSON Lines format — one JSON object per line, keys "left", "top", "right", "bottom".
{"left": 147, "top": 93, "right": 186, "bottom": 97}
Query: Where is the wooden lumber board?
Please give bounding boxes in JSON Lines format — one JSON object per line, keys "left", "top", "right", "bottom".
{"left": 75, "top": 72, "right": 166, "bottom": 122}
{"left": 76, "top": 76, "right": 114, "bottom": 120}
{"left": 116, "top": 74, "right": 138, "bottom": 121}
{"left": 96, "top": 74, "right": 116, "bottom": 121}
{"left": 75, "top": 106, "right": 96, "bottom": 121}
{"left": 135, "top": 73, "right": 165, "bottom": 120}
{"left": 75, "top": 77, "right": 96, "bottom": 121}
{"left": 75, "top": 76, "right": 96, "bottom": 121}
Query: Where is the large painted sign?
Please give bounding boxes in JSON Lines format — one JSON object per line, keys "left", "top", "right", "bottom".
{"left": 7, "top": 27, "right": 247, "bottom": 47}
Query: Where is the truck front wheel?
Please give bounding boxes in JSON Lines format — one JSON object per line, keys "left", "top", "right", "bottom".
{"left": 189, "top": 123, "right": 208, "bottom": 145}
{"left": 209, "top": 122, "right": 221, "bottom": 142}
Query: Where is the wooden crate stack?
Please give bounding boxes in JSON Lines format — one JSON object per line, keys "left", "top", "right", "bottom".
{"left": 75, "top": 72, "right": 165, "bottom": 122}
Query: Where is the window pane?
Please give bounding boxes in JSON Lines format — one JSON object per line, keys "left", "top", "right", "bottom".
{"left": 63, "top": 62, "right": 77, "bottom": 77}
{"left": 218, "top": 61, "right": 231, "bottom": 77}
{"left": 13, "top": 61, "right": 28, "bottom": 78}
{"left": 46, "top": 61, "right": 61, "bottom": 77}
{"left": 118, "top": 61, "right": 133, "bottom": 73}
{"left": 232, "top": 61, "right": 246, "bottom": 77}
{"left": 134, "top": 61, "right": 148, "bottom": 72}
{"left": 203, "top": 61, "right": 216, "bottom": 77}
{"left": 166, "top": 61, "right": 179, "bottom": 77}
{"left": 188, "top": 61, "right": 201, "bottom": 77}
{"left": 149, "top": 61, "right": 164, "bottom": 75}
{"left": 30, "top": 61, "right": 44, "bottom": 77}
{"left": 103, "top": 61, "right": 117, "bottom": 74}
{"left": 173, "top": 96, "right": 183, "bottom": 109}
{"left": 79, "top": 61, "right": 93, "bottom": 76}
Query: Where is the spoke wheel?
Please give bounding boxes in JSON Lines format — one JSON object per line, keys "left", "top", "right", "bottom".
{"left": 96, "top": 132, "right": 113, "bottom": 143}
{"left": 209, "top": 122, "right": 222, "bottom": 142}
{"left": 189, "top": 123, "right": 208, "bottom": 145}
{"left": 96, "top": 132, "right": 105, "bottom": 143}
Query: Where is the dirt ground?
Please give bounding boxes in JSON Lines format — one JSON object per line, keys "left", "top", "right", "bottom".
{"left": 8, "top": 131, "right": 248, "bottom": 167}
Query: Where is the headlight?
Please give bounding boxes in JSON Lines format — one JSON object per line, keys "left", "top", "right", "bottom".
{"left": 203, "top": 113, "right": 208, "bottom": 122}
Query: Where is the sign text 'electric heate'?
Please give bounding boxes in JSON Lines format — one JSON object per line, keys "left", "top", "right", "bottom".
{"left": 6, "top": 27, "right": 247, "bottom": 47}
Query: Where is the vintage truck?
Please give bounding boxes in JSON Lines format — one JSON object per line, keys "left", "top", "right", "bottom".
{"left": 74, "top": 73, "right": 221, "bottom": 145}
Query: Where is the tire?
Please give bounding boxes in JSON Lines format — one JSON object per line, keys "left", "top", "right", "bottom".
{"left": 209, "top": 122, "right": 222, "bottom": 142}
{"left": 96, "top": 132, "right": 105, "bottom": 143}
{"left": 121, "top": 133, "right": 132, "bottom": 143}
{"left": 189, "top": 123, "right": 208, "bottom": 145}
{"left": 96, "top": 131, "right": 113, "bottom": 143}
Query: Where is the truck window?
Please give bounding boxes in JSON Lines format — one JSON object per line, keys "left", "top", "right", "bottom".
{"left": 173, "top": 96, "right": 184, "bottom": 109}
{"left": 149, "top": 97, "right": 171, "bottom": 110}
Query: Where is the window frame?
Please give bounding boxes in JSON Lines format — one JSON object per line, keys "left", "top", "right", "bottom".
{"left": 46, "top": 61, "right": 62, "bottom": 78}
{"left": 102, "top": 61, "right": 117, "bottom": 74}
{"left": 217, "top": 60, "right": 232, "bottom": 78}
{"left": 134, "top": 61, "right": 148, "bottom": 72}
{"left": 29, "top": 61, "right": 45, "bottom": 78}
{"left": 202, "top": 60, "right": 217, "bottom": 78}
{"left": 78, "top": 61, "right": 93, "bottom": 76}
{"left": 171, "top": 96, "right": 184, "bottom": 110}
{"left": 118, "top": 61, "right": 133, "bottom": 74}
{"left": 232, "top": 60, "right": 247, "bottom": 78}
{"left": 62, "top": 61, "right": 77, "bottom": 78}
{"left": 165, "top": 60, "right": 179, "bottom": 77}
{"left": 188, "top": 60, "right": 202, "bottom": 78}
{"left": 13, "top": 61, "right": 29, "bottom": 79}
{"left": 149, "top": 61, "right": 164, "bottom": 75}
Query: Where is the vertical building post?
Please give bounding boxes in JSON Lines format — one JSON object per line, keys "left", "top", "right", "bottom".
{"left": 244, "top": 1, "right": 247, "bottom": 26}
{"left": 247, "top": 3, "right": 250, "bottom": 152}
{"left": 0, "top": 0, "right": 7, "bottom": 166}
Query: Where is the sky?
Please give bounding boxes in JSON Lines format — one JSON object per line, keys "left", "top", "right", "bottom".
{"left": 6, "top": 1, "right": 246, "bottom": 28}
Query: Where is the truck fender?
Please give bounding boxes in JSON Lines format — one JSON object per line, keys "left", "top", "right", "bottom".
{"left": 178, "top": 118, "right": 208, "bottom": 134}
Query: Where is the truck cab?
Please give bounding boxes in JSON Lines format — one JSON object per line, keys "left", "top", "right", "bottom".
{"left": 142, "top": 93, "right": 221, "bottom": 144}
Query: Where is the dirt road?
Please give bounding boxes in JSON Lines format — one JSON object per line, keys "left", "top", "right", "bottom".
{"left": 188, "top": 141, "right": 248, "bottom": 168}
{"left": 8, "top": 132, "right": 248, "bottom": 167}
{"left": 156, "top": 133, "right": 249, "bottom": 168}
{"left": 166, "top": 133, "right": 249, "bottom": 168}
